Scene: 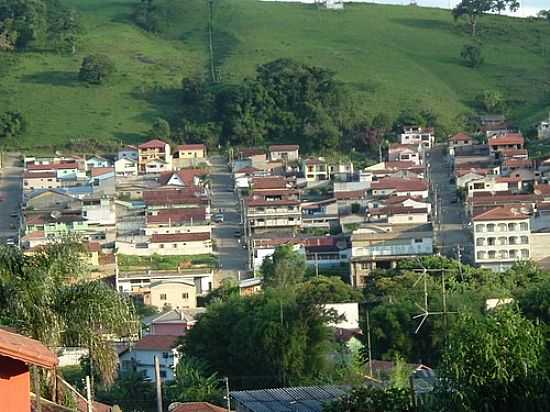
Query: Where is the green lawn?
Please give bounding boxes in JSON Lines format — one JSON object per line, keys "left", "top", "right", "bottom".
{"left": 118, "top": 253, "right": 218, "bottom": 271}
{"left": 1, "top": 0, "right": 549, "bottom": 150}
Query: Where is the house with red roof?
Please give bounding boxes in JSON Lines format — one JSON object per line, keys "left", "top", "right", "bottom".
{"left": 159, "top": 169, "right": 207, "bottom": 189}
{"left": 473, "top": 205, "right": 531, "bottom": 271}
{"left": 23, "top": 171, "right": 61, "bottom": 191}
{"left": 119, "top": 335, "right": 180, "bottom": 381}
{"left": 449, "top": 132, "right": 473, "bottom": 148}
{"left": 170, "top": 402, "right": 227, "bottom": 412}
{"left": 488, "top": 133, "right": 524, "bottom": 154}
{"left": 138, "top": 139, "right": 172, "bottom": 174}
{"left": 0, "top": 328, "right": 58, "bottom": 411}
{"left": 117, "top": 232, "right": 212, "bottom": 256}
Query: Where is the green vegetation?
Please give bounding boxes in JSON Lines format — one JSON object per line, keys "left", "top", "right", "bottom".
{"left": 461, "top": 43, "right": 483, "bottom": 68}
{"left": 78, "top": 53, "right": 115, "bottom": 84}
{"left": 117, "top": 253, "right": 218, "bottom": 270}
{"left": 1, "top": 0, "right": 549, "bottom": 149}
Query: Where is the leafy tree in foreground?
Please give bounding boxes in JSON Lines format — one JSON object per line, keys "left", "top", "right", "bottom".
{"left": 323, "top": 386, "right": 413, "bottom": 412}
{"left": 435, "top": 307, "right": 550, "bottom": 411}
{"left": 166, "top": 358, "right": 224, "bottom": 405}
{"left": 0, "top": 241, "right": 137, "bottom": 386}
{"left": 461, "top": 44, "right": 483, "bottom": 68}
{"left": 0, "top": 111, "right": 25, "bottom": 138}
{"left": 261, "top": 245, "right": 306, "bottom": 289}
{"left": 452, "top": 0, "right": 520, "bottom": 36}
{"left": 79, "top": 54, "right": 115, "bottom": 85}
{"left": 95, "top": 369, "right": 156, "bottom": 412}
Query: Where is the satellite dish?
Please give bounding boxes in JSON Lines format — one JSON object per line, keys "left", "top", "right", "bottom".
{"left": 50, "top": 210, "right": 61, "bottom": 220}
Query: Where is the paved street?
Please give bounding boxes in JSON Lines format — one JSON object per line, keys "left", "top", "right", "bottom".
{"left": 429, "top": 145, "right": 472, "bottom": 262}
{"left": 209, "top": 155, "right": 250, "bottom": 283}
{"left": 0, "top": 153, "right": 23, "bottom": 243}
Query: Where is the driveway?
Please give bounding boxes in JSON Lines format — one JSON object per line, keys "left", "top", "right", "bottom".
{"left": 0, "top": 153, "right": 23, "bottom": 243}
{"left": 429, "top": 145, "right": 472, "bottom": 262}
{"left": 209, "top": 155, "right": 250, "bottom": 283}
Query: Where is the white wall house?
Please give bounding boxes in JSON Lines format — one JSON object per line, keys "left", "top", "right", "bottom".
{"left": 115, "top": 158, "right": 138, "bottom": 176}
{"left": 116, "top": 232, "right": 212, "bottom": 256}
{"left": 119, "top": 335, "right": 180, "bottom": 381}
{"left": 400, "top": 126, "right": 435, "bottom": 149}
{"left": 473, "top": 206, "right": 531, "bottom": 272}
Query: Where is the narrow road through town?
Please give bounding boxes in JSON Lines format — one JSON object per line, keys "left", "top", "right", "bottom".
{"left": 209, "top": 155, "right": 250, "bottom": 283}
{"left": 0, "top": 153, "right": 23, "bottom": 243}
{"left": 429, "top": 145, "right": 472, "bottom": 262}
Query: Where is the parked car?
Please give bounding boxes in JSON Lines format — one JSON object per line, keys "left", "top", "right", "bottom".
{"left": 233, "top": 230, "right": 241, "bottom": 238}
{"left": 6, "top": 238, "right": 16, "bottom": 246}
{"left": 213, "top": 214, "right": 224, "bottom": 223}
{"left": 10, "top": 212, "right": 18, "bottom": 218}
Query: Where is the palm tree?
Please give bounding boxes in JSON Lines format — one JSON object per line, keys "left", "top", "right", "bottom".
{"left": 0, "top": 239, "right": 137, "bottom": 388}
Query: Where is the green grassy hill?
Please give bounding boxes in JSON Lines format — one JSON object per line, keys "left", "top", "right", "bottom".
{"left": 1, "top": 0, "right": 549, "bottom": 150}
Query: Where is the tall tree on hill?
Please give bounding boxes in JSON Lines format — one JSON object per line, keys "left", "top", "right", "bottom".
{"left": 0, "top": 0, "right": 47, "bottom": 49}
{"left": 452, "top": 0, "right": 520, "bottom": 36}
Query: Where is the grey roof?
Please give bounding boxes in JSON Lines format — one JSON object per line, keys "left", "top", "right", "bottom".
{"left": 230, "top": 386, "right": 348, "bottom": 412}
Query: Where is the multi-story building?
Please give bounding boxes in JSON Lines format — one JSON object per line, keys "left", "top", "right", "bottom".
{"left": 388, "top": 144, "right": 423, "bottom": 165}
{"left": 302, "top": 158, "right": 329, "bottom": 182}
{"left": 23, "top": 172, "right": 60, "bottom": 191}
{"left": 488, "top": 133, "right": 524, "bottom": 155}
{"left": 143, "top": 280, "right": 197, "bottom": 310}
{"left": 116, "top": 232, "right": 212, "bottom": 256}
{"left": 137, "top": 139, "right": 172, "bottom": 173}
{"left": 473, "top": 206, "right": 531, "bottom": 271}
{"left": 399, "top": 126, "right": 434, "bottom": 149}
{"left": 350, "top": 223, "right": 433, "bottom": 287}
{"left": 370, "top": 177, "right": 429, "bottom": 199}
{"left": 244, "top": 195, "right": 302, "bottom": 234}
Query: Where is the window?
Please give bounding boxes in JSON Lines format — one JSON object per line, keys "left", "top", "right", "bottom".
{"left": 173, "top": 244, "right": 178, "bottom": 248}
{"left": 475, "top": 224, "right": 485, "bottom": 233}
{"left": 487, "top": 237, "right": 496, "bottom": 246}
{"left": 520, "top": 222, "right": 528, "bottom": 231}
{"left": 476, "top": 238, "right": 485, "bottom": 246}
{"left": 160, "top": 371, "right": 167, "bottom": 378}
{"left": 508, "top": 223, "right": 517, "bottom": 231}
{"left": 498, "top": 237, "right": 507, "bottom": 246}
{"left": 162, "top": 352, "right": 170, "bottom": 359}
{"left": 509, "top": 250, "right": 518, "bottom": 259}
{"left": 497, "top": 223, "right": 507, "bottom": 232}
{"left": 487, "top": 224, "right": 495, "bottom": 232}
{"left": 182, "top": 293, "right": 189, "bottom": 299}
{"left": 477, "top": 251, "right": 486, "bottom": 260}
{"left": 159, "top": 244, "right": 164, "bottom": 249}
{"left": 414, "top": 238, "right": 423, "bottom": 243}
{"left": 521, "top": 249, "right": 529, "bottom": 258}
{"left": 521, "top": 236, "right": 529, "bottom": 245}
{"left": 488, "top": 251, "right": 496, "bottom": 259}
{"left": 498, "top": 250, "right": 508, "bottom": 259}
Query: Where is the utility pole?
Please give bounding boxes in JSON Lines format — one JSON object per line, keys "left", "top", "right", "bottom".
{"left": 154, "top": 356, "right": 163, "bottom": 412}
{"left": 224, "top": 377, "right": 231, "bottom": 412}
{"left": 365, "top": 305, "right": 373, "bottom": 377}
{"left": 315, "top": 253, "right": 319, "bottom": 277}
{"left": 34, "top": 367, "right": 42, "bottom": 412}
{"left": 457, "top": 244, "right": 463, "bottom": 280}
{"left": 85, "top": 376, "right": 93, "bottom": 412}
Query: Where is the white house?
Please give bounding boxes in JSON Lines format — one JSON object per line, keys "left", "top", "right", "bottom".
{"left": 115, "top": 158, "right": 138, "bottom": 177}
{"left": 473, "top": 206, "right": 531, "bottom": 271}
{"left": 119, "top": 335, "right": 180, "bottom": 381}
{"left": 400, "top": 126, "right": 435, "bottom": 149}
{"left": 86, "top": 156, "right": 111, "bottom": 170}
{"left": 116, "top": 232, "right": 212, "bottom": 256}
{"left": 325, "top": 303, "right": 359, "bottom": 330}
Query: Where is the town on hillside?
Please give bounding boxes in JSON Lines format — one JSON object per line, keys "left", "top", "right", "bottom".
{"left": 2, "top": 112, "right": 550, "bottom": 410}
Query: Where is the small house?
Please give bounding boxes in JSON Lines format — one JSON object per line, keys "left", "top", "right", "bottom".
{"left": 268, "top": 144, "right": 299, "bottom": 162}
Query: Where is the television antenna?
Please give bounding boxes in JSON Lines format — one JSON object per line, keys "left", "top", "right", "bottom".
{"left": 411, "top": 258, "right": 458, "bottom": 334}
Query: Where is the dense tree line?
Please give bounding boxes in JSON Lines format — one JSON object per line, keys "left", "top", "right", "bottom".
{"left": 178, "top": 58, "right": 448, "bottom": 154}
{"left": 0, "top": 0, "right": 80, "bottom": 52}
{"left": 182, "top": 246, "right": 361, "bottom": 389}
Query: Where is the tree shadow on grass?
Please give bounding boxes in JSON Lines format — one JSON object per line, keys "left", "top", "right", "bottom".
{"left": 391, "top": 18, "right": 456, "bottom": 33}
{"left": 20, "top": 70, "right": 79, "bottom": 87}
{"left": 129, "top": 86, "right": 181, "bottom": 124}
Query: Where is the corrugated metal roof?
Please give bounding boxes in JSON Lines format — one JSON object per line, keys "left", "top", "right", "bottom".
{"left": 231, "top": 386, "right": 347, "bottom": 412}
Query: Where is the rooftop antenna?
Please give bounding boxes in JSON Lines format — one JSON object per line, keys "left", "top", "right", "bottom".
{"left": 411, "top": 258, "right": 457, "bottom": 334}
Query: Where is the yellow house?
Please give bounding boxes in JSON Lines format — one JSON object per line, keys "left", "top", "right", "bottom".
{"left": 177, "top": 144, "right": 207, "bottom": 159}
{"left": 143, "top": 280, "right": 197, "bottom": 310}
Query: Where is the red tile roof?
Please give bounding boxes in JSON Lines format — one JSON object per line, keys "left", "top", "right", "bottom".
{"left": 334, "top": 190, "right": 368, "bottom": 200}
{"left": 146, "top": 208, "right": 207, "bottom": 225}
{"left": 171, "top": 402, "right": 227, "bottom": 412}
{"left": 503, "top": 159, "right": 533, "bottom": 169}
{"left": 159, "top": 169, "right": 206, "bottom": 186}
{"left": 178, "top": 144, "right": 206, "bottom": 151}
{"left": 138, "top": 139, "right": 169, "bottom": 149}
{"left": 473, "top": 205, "right": 530, "bottom": 221}
{"left": 371, "top": 177, "right": 428, "bottom": 192}
{"left": 27, "top": 162, "right": 78, "bottom": 171}
{"left": 23, "top": 171, "right": 56, "bottom": 179}
{"left": 535, "top": 184, "right": 550, "bottom": 196}
{"left": 90, "top": 167, "right": 114, "bottom": 177}
{"left": 151, "top": 233, "right": 210, "bottom": 243}
{"left": 489, "top": 133, "right": 524, "bottom": 146}
{"left": 501, "top": 148, "right": 528, "bottom": 158}
{"left": 384, "top": 195, "right": 423, "bottom": 204}
{"left": 304, "top": 158, "right": 325, "bottom": 165}
{"left": 133, "top": 335, "right": 179, "bottom": 351}
{"left": 269, "top": 144, "right": 299, "bottom": 152}
{"left": 239, "top": 148, "right": 266, "bottom": 157}
{"left": 235, "top": 166, "right": 260, "bottom": 175}
{"left": 143, "top": 189, "right": 208, "bottom": 206}
{"left": 0, "top": 328, "right": 57, "bottom": 368}
{"left": 369, "top": 206, "right": 428, "bottom": 216}
{"left": 383, "top": 161, "right": 417, "bottom": 170}
{"left": 388, "top": 143, "right": 420, "bottom": 151}
{"left": 252, "top": 176, "right": 288, "bottom": 190}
